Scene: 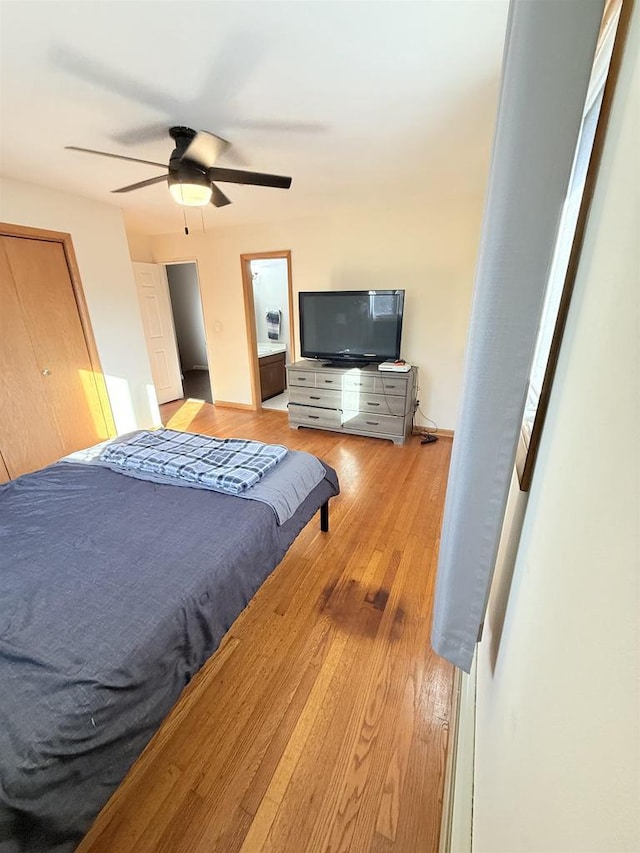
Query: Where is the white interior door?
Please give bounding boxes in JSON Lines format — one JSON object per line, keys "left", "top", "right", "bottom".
{"left": 133, "top": 262, "right": 183, "bottom": 404}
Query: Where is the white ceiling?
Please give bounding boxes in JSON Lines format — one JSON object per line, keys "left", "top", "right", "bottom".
{"left": 0, "top": 1, "right": 509, "bottom": 236}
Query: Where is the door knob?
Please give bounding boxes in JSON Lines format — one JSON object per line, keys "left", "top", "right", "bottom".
{"left": 41, "top": 368, "right": 51, "bottom": 376}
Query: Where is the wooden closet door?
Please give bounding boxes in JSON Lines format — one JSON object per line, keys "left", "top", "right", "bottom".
{"left": 0, "top": 240, "right": 67, "bottom": 476}
{"left": 0, "top": 235, "right": 110, "bottom": 478}
{"left": 0, "top": 453, "right": 10, "bottom": 484}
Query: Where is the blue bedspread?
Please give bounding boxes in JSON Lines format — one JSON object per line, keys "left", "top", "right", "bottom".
{"left": 0, "top": 459, "right": 339, "bottom": 852}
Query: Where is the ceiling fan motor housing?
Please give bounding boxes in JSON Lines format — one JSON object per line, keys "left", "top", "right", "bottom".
{"left": 168, "top": 161, "right": 210, "bottom": 187}
{"left": 168, "top": 126, "right": 198, "bottom": 170}
{"left": 167, "top": 126, "right": 221, "bottom": 207}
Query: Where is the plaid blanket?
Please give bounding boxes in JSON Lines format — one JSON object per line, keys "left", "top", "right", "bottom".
{"left": 99, "top": 429, "right": 288, "bottom": 495}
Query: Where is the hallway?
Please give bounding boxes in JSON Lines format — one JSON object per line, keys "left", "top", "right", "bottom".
{"left": 181, "top": 369, "right": 212, "bottom": 404}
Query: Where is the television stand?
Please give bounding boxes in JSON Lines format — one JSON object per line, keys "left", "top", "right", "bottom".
{"left": 287, "top": 360, "right": 417, "bottom": 446}
{"left": 321, "top": 360, "right": 370, "bottom": 368}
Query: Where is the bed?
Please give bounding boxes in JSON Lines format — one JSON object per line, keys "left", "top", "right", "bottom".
{"left": 0, "top": 431, "right": 339, "bottom": 852}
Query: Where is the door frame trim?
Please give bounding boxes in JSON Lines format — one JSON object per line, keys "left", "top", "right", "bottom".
{"left": 0, "top": 222, "right": 116, "bottom": 436}
{"left": 240, "top": 250, "right": 294, "bottom": 411}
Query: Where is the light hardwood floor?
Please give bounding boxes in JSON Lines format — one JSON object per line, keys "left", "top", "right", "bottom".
{"left": 79, "top": 401, "right": 454, "bottom": 853}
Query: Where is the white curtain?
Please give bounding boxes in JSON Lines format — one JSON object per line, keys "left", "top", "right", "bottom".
{"left": 431, "top": 0, "right": 606, "bottom": 673}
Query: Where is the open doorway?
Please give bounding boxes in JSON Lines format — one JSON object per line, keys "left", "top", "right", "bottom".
{"left": 240, "top": 251, "right": 294, "bottom": 412}
{"left": 164, "top": 262, "right": 213, "bottom": 404}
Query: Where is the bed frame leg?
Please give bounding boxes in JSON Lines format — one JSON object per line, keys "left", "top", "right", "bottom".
{"left": 320, "top": 501, "right": 329, "bottom": 533}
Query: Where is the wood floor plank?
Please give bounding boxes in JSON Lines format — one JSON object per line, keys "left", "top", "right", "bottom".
{"left": 301, "top": 538, "right": 415, "bottom": 853}
{"left": 337, "top": 542, "right": 428, "bottom": 852}
{"left": 78, "top": 403, "right": 454, "bottom": 853}
{"left": 240, "top": 630, "right": 353, "bottom": 851}
{"left": 253, "top": 609, "right": 389, "bottom": 852}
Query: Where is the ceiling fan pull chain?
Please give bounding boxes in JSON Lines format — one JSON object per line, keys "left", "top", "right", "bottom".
{"left": 200, "top": 208, "right": 206, "bottom": 234}
{"left": 183, "top": 207, "right": 189, "bottom": 236}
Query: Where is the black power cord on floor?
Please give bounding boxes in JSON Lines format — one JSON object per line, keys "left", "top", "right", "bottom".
{"left": 412, "top": 395, "right": 439, "bottom": 446}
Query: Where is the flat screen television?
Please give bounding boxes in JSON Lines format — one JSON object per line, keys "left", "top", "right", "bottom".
{"left": 299, "top": 289, "right": 405, "bottom": 365}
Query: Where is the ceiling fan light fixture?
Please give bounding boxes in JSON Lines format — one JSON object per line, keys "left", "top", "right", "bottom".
{"left": 168, "top": 178, "right": 212, "bottom": 207}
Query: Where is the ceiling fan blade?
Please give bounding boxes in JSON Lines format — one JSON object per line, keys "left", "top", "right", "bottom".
{"left": 183, "top": 131, "right": 230, "bottom": 169}
{"left": 207, "top": 167, "right": 292, "bottom": 189}
{"left": 230, "top": 119, "right": 328, "bottom": 134}
{"left": 111, "top": 175, "right": 169, "bottom": 194}
{"left": 66, "top": 146, "right": 167, "bottom": 169}
{"left": 111, "top": 123, "right": 171, "bottom": 146}
{"left": 210, "top": 183, "right": 232, "bottom": 208}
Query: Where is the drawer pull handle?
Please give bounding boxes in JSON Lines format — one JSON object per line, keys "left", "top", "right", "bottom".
{"left": 310, "top": 395, "right": 321, "bottom": 400}
{"left": 298, "top": 377, "right": 307, "bottom": 381}
{"left": 386, "top": 384, "right": 396, "bottom": 389}
{"left": 366, "top": 402, "right": 380, "bottom": 407}
{"left": 308, "top": 415, "right": 320, "bottom": 420}
{"left": 324, "top": 379, "right": 334, "bottom": 384}
{"left": 366, "top": 421, "right": 379, "bottom": 426}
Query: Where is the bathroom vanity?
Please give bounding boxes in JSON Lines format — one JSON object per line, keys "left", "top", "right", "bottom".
{"left": 257, "top": 343, "right": 287, "bottom": 401}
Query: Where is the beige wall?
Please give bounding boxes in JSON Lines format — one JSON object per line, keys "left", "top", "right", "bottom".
{"left": 145, "top": 199, "right": 484, "bottom": 427}
{"left": 127, "top": 230, "right": 154, "bottom": 263}
{"left": 0, "top": 177, "right": 159, "bottom": 432}
{"left": 473, "top": 7, "right": 639, "bottom": 850}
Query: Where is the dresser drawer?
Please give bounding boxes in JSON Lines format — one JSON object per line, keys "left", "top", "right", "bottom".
{"left": 314, "top": 371, "right": 343, "bottom": 390}
{"left": 344, "top": 411, "right": 405, "bottom": 436}
{"left": 351, "top": 391, "right": 406, "bottom": 416}
{"left": 287, "top": 369, "right": 316, "bottom": 387}
{"left": 289, "top": 386, "right": 341, "bottom": 408}
{"left": 342, "top": 372, "right": 377, "bottom": 393}
{"left": 289, "top": 404, "right": 342, "bottom": 429}
{"left": 375, "top": 375, "right": 410, "bottom": 396}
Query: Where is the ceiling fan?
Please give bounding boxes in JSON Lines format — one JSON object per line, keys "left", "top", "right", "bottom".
{"left": 66, "top": 126, "right": 292, "bottom": 208}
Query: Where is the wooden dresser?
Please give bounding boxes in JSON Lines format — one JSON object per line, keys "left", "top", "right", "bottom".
{"left": 287, "top": 360, "right": 417, "bottom": 445}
